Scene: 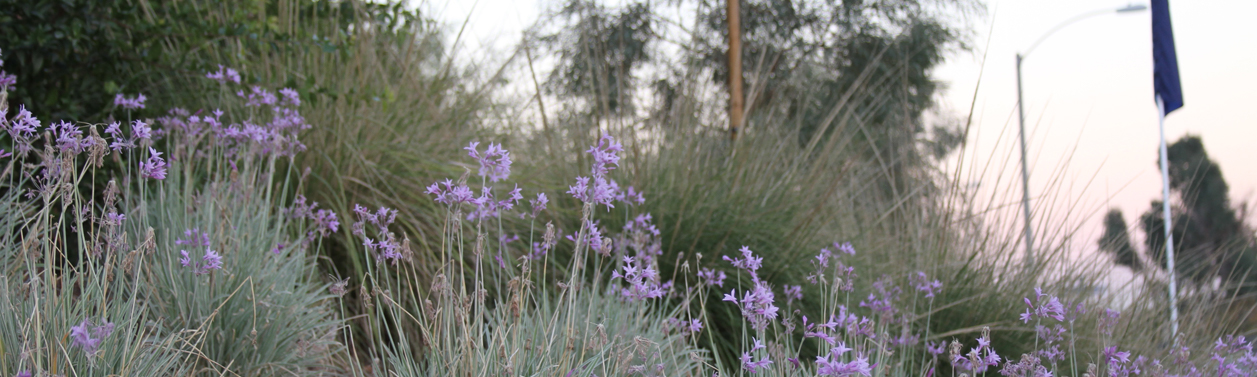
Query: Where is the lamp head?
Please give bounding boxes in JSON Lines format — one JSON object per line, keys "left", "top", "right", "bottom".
{"left": 1117, "top": 4, "right": 1148, "bottom": 13}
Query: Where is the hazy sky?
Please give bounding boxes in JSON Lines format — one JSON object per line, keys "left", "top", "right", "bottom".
{"left": 430, "top": 0, "right": 1257, "bottom": 261}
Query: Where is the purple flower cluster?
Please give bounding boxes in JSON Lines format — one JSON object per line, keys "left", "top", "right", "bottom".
{"left": 0, "top": 51, "right": 14, "bottom": 89}
{"left": 105, "top": 119, "right": 153, "bottom": 152}
{"left": 1211, "top": 335, "right": 1257, "bottom": 377}
{"left": 808, "top": 242, "right": 857, "bottom": 286}
{"left": 723, "top": 246, "right": 764, "bottom": 273}
{"left": 721, "top": 247, "right": 780, "bottom": 331}
{"left": 140, "top": 147, "right": 168, "bottom": 180}
{"left": 783, "top": 285, "right": 803, "bottom": 305}
{"left": 858, "top": 276, "right": 902, "bottom": 319}
{"left": 908, "top": 271, "right": 942, "bottom": 298}
{"left": 177, "top": 228, "right": 222, "bottom": 274}
{"left": 525, "top": 192, "right": 548, "bottom": 219}
{"left": 610, "top": 256, "right": 665, "bottom": 301}
{"left": 143, "top": 71, "right": 312, "bottom": 158}
{"left": 206, "top": 65, "right": 242, "bottom": 84}
{"left": 286, "top": 195, "right": 341, "bottom": 243}
{"left": 466, "top": 185, "right": 524, "bottom": 221}
{"left": 1019, "top": 287, "right": 1065, "bottom": 323}
{"left": 351, "top": 204, "right": 405, "bottom": 264}
{"left": 70, "top": 319, "right": 115, "bottom": 355}
{"left": 952, "top": 334, "right": 1001, "bottom": 373}
{"left": 665, "top": 317, "right": 703, "bottom": 334}
{"left": 114, "top": 93, "right": 147, "bottom": 110}
{"left": 47, "top": 120, "right": 97, "bottom": 155}
{"left": 465, "top": 142, "right": 513, "bottom": 182}
{"left": 740, "top": 338, "right": 774, "bottom": 373}
{"left": 237, "top": 86, "right": 283, "bottom": 107}
{"left": 3, "top": 105, "right": 40, "bottom": 156}
{"left": 568, "top": 135, "right": 624, "bottom": 210}
{"left": 616, "top": 186, "right": 645, "bottom": 206}
{"left": 697, "top": 267, "right": 726, "bottom": 287}
{"left": 1098, "top": 308, "right": 1121, "bottom": 336}
{"left": 426, "top": 179, "right": 475, "bottom": 205}
{"left": 816, "top": 342, "right": 872, "bottom": 376}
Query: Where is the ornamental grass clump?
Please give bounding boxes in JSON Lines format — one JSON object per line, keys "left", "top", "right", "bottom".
{"left": 0, "top": 56, "right": 343, "bottom": 376}
{"left": 0, "top": 57, "right": 186, "bottom": 376}
{"left": 336, "top": 135, "right": 705, "bottom": 376}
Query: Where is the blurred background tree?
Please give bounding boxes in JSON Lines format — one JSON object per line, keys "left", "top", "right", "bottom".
{"left": 1100, "top": 135, "right": 1257, "bottom": 292}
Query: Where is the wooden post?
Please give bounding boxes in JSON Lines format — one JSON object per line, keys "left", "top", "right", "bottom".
{"left": 727, "top": 0, "right": 743, "bottom": 141}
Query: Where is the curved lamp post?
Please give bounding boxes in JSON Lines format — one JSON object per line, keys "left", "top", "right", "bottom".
{"left": 1015, "top": 4, "right": 1148, "bottom": 270}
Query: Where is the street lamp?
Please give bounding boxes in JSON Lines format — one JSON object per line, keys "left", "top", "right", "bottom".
{"left": 1015, "top": 4, "right": 1147, "bottom": 271}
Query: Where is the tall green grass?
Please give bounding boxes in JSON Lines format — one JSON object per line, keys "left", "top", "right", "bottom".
{"left": 42, "top": 0, "right": 1252, "bottom": 374}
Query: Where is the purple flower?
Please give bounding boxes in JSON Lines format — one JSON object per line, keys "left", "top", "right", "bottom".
{"left": 697, "top": 267, "right": 727, "bottom": 287}
{"left": 103, "top": 212, "right": 126, "bottom": 226}
{"left": 132, "top": 119, "right": 152, "bottom": 140}
{"left": 202, "top": 249, "right": 223, "bottom": 271}
{"left": 0, "top": 71, "right": 15, "bottom": 89}
{"left": 1104, "top": 346, "right": 1131, "bottom": 364}
{"left": 140, "top": 147, "right": 167, "bottom": 180}
{"left": 0, "top": 149, "right": 10, "bottom": 158}
{"left": 1099, "top": 308, "right": 1121, "bottom": 336}
{"left": 279, "top": 88, "right": 301, "bottom": 106}
{"left": 311, "top": 209, "right": 340, "bottom": 237}
{"left": 910, "top": 271, "right": 943, "bottom": 298}
{"left": 176, "top": 228, "right": 211, "bottom": 247}
{"left": 114, "top": 93, "right": 147, "bottom": 110}
{"left": 51, "top": 121, "right": 87, "bottom": 154}
{"left": 206, "top": 65, "right": 242, "bottom": 84}
{"left": 526, "top": 192, "right": 548, "bottom": 218}
{"left": 1021, "top": 288, "right": 1066, "bottom": 323}
{"left": 616, "top": 186, "right": 645, "bottom": 205}
{"left": 816, "top": 346, "right": 872, "bottom": 377}
{"left": 610, "top": 256, "right": 665, "bottom": 301}
{"left": 926, "top": 341, "right": 946, "bottom": 355}
{"left": 179, "top": 250, "right": 193, "bottom": 267}
{"left": 239, "top": 86, "right": 278, "bottom": 107}
{"left": 858, "top": 276, "right": 901, "bottom": 318}
{"left": 784, "top": 285, "right": 803, "bottom": 305}
{"left": 723, "top": 246, "right": 764, "bottom": 274}
{"left": 15, "top": 370, "right": 32, "bottom": 377}
{"left": 587, "top": 134, "right": 623, "bottom": 178}
{"left": 426, "top": 179, "right": 475, "bottom": 205}
{"left": 70, "top": 319, "right": 115, "bottom": 355}
{"left": 834, "top": 241, "right": 856, "bottom": 255}
{"left": 464, "top": 141, "right": 512, "bottom": 182}
{"left": 806, "top": 330, "right": 837, "bottom": 345}
{"left": 568, "top": 175, "right": 619, "bottom": 210}
{"left": 725, "top": 280, "right": 779, "bottom": 331}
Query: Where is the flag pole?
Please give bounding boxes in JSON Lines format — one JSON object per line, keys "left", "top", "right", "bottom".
{"left": 1156, "top": 94, "right": 1179, "bottom": 338}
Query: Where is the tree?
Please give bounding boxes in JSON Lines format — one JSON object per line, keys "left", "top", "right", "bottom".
{"left": 542, "top": 0, "right": 655, "bottom": 117}
{"left": 1099, "top": 209, "right": 1143, "bottom": 272}
{"left": 1102, "top": 135, "right": 1256, "bottom": 292}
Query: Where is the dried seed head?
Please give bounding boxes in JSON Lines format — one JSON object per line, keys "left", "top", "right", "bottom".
{"left": 103, "top": 180, "right": 119, "bottom": 208}
{"left": 360, "top": 286, "right": 373, "bottom": 310}
{"left": 473, "top": 233, "right": 486, "bottom": 258}
{"left": 400, "top": 236, "right": 413, "bottom": 263}
{"left": 121, "top": 250, "right": 138, "bottom": 275}
{"left": 1083, "top": 363, "right": 1098, "bottom": 377}
{"left": 329, "top": 275, "right": 350, "bottom": 297}
{"left": 142, "top": 227, "right": 156, "bottom": 255}
{"left": 949, "top": 340, "right": 962, "bottom": 360}
{"left": 543, "top": 222, "right": 556, "bottom": 248}
{"left": 87, "top": 127, "right": 107, "bottom": 168}
{"left": 597, "top": 236, "right": 613, "bottom": 256}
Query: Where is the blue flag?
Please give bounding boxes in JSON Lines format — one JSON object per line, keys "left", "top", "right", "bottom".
{"left": 1153, "top": 0, "right": 1183, "bottom": 114}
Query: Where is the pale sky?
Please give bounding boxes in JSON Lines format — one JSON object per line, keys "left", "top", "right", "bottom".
{"left": 428, "top": 0, "right": 1257, "bottom": 266}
